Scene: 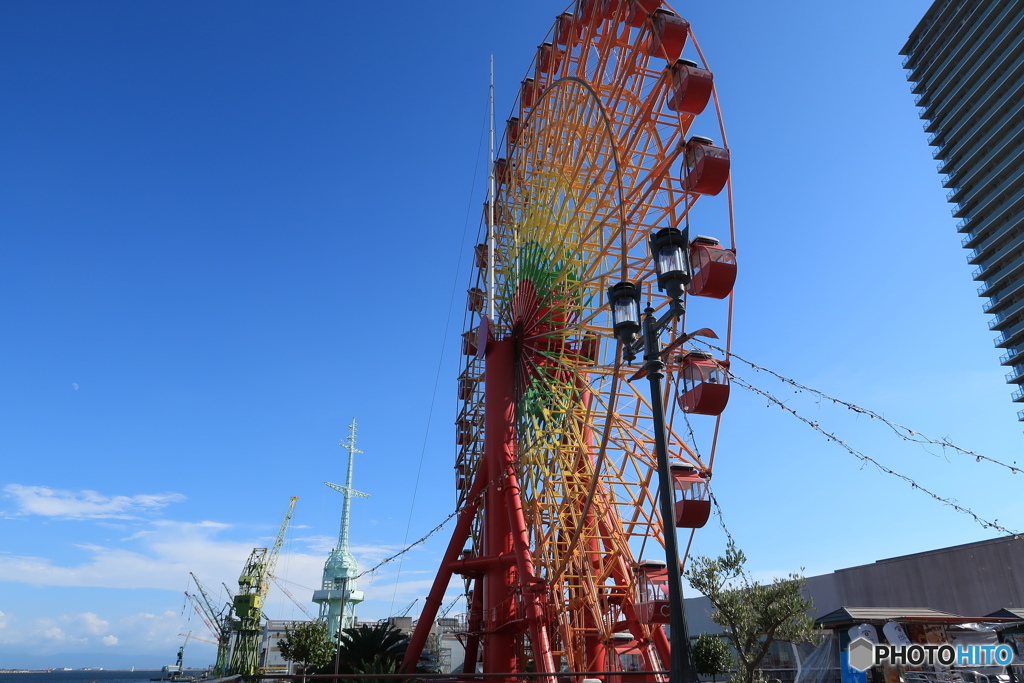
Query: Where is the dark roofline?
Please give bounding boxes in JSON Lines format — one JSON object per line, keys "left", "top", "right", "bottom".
{"left": 817, "top": 606, "right": 1020, "bottom": 628}
{"left": 986, "top": 607, "right": 1024, "bottom": 620}
{"left": 820, "top": 535, "right": 1024, "bottom": 577}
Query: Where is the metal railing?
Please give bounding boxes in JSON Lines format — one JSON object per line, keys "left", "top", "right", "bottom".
{"left": 248, "top": 671, "right": 673, "bottom": 683}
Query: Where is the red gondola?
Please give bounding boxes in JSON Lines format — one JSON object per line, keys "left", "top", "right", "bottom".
{"left": 461, "top": 329, "right": 478, "bottom": 356}
{"left": 576, "top": 0, "right": 606, "bottom": 25}
{"left": 458, "top": 376, "right": 474, "bottom": 401}
{"left": 474, "top": 243, "right": 488, "bottom": 269}
{"left": 609, "top": 632, "right": 647, "bottom": 682}
{"left": 667, "top": 59, "right": 714, "bottom": 115}
{"left": 646, "top": 10, "right": 689, "bottom": 62}
{"left": 634, "top": 559, "right": 670, "bottom": 624}
{"left": 677, "top": 351, "right": 729, "bottom": 415}
{"left": 455, "top": 463, "right": 467, "bottom": 491}
{"left": 688, "top": 235, "right": 736, "bottom": 299}
{"left": 507, "top": 117, "right": 521, "bottom": 145}
{"left": 467, "top": 287, "right": 485, "bottom": 313}
{"left": 456, "top": 417, "right": 472, "bottom": 445}
{"left": 681, "top": 136, "right": 730, "bottom": 196}
{"left": 536, "top": 42, "right": 563, "bottom": 76}
{"left": 626, "top": 0, "right": 662, "bottom": 27}
{"left": 555, "top": 12, "right": 582, "bottom": 46}
{"left": 494, "top": 158, "right": 509, "bottom": 186}
{"left": 670, "top": 465, "right": 711, "bottom": 528}
{"left": 521, "top": 78, "right": 540, "bottom": 108}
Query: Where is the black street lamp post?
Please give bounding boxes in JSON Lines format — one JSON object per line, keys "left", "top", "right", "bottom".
{"left": 607, "top": 226, "right": 698, "bottom": 683}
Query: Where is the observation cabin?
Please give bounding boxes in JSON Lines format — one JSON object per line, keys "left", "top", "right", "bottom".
{"left": 688, "top": 235, "right": 736, "bottom": 299}
{"left": 667, "top": 59, "right": 714, "bottom": 115}
{"left": 678, "top": 351, "right": 730, "bottom": 415}
{"left": 646, "top": 9, "right": 690, "bottom": 61}
{"left": 610, "top": 632, "right": 647, "bottom": 681}
{"left": 521, "top": 78, "right": 540, "bottom": 108}
{"left": 634, "top": 559, "right": 671, "bottom": 624}
{"left": 536, "top": 42, "right": 564, "bottom": 77}
{"left": 670, "top": 465, "right": 711, "bottom": 528}
{"left": 682, "top": 135, "right": 730, "bottom": 196}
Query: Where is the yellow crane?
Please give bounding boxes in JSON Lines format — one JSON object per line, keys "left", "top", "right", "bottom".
{"left": 228, "top": 496, "right": 298, "bottom": 676}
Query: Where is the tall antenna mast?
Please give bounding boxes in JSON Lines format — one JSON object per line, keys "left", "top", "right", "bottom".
{"left": 335, "top": 419, "right": 365, "bottom": 551}
{"left": 312, "top": 417, "right": 369, "bottom": 637}
{"left": 487, "top": 54, "right": 496, "bottom": 321}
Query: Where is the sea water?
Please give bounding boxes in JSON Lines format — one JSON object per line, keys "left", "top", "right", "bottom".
{"left": 0, "top": 671, "right": 199, "bottom": 683}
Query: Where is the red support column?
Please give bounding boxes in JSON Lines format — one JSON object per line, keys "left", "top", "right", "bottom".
{"left": 399, "top": 459, "right": 489, "bottom": 673}
{"left": 463, "top": 577, "right": 484, "bottom": 673}
{"left": 502, "top": 462, "right": 557, "bottom": 680}
{"left": 484, "top": 339, "right": 517, "bottom": 676}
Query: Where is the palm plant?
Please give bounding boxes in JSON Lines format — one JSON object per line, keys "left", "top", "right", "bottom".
{"left": 333, "top": 622, "right": 409, "bottom": 678}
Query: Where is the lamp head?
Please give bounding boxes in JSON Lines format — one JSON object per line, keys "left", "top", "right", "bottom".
{"left": 607, "top": 281, "right": 642, "bottom": 359}
{"left": 649, "top": 227, "right": 690, "bottom": 300}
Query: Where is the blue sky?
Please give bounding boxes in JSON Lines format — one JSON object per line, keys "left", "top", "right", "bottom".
{"left": 2, "top": 0, "right": 1021, "bottom": 670}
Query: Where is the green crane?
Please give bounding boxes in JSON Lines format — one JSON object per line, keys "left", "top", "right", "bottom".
{"left": 228, "top": 496, "right": 298, "bottom": 676}
{"left": 186, "top": 572, "right": 231, "bottom": 676}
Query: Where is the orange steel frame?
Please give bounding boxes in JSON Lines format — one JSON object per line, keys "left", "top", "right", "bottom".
{"left": 403, "top": 1, "right": 735, "bottom": 678}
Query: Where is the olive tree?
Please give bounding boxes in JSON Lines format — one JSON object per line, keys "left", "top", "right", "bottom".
{"left": 685, "top": 542, "right": 816, "bottom": 683}
{"left": 277, "top": 620, "right": 335, "bottom": 679}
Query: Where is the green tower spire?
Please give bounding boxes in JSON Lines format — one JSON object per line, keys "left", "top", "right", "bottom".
{"left": 311, "top": 418, "right": 369, "bottom": 639}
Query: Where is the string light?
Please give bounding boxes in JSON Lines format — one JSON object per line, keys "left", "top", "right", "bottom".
{"left": 724, "top": 368, "right": 1019, "bottom": 537}
{"left": 693, "top": 339, "right": 1021, "bottom": 476}
{"left": 355, "top": 468, "right": 509, "bottom": 581}
{"left": 360, "top": 341, "right": 1023, "bottom": 581}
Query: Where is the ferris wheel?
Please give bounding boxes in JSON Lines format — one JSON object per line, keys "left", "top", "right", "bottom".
{"left": 407, "top": 0, "right": 736, "bottom": 677}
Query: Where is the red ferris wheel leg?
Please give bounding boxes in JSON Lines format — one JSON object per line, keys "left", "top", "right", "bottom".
{"left": 483, "top": 339, "right": 517, "bottom": 677}
{"left": 483, "top": 339, "right": 557, "bottom": 680}
{"left": 501, "top": 442, "right": 557, "bottom": 680}
{"left": 399, "top": 459, "right": 489, "bottom": 673}
{"left": 463, "top": 576, "right": 484, "bottom": 671}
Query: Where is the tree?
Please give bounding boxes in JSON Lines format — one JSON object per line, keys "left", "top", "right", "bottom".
{"left": 693, "top": 633, "right": 734, "bottom": 683}
{"left": 684, "top": 541, "right": 816, "bottom": 683}
{"left": 277, "top": 620, "right": 336, "bottom": 678}
{"left": 333, "top": 622, "right": 410, "bottom": 676}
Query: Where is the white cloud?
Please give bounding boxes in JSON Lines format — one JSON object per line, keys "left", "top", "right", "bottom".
{"left": 3, "top": 484, "right": 186, "bottom": 520}
{"left": 0, "top": 520, "right": 251, "bottom": 590}
{"left": 0, "top": 610, "right": 180, "bottom": 654}
{"left": 65, "top": 612, "right": 109, "bottom": 636}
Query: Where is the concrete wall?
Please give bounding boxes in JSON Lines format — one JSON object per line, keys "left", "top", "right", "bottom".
{"left": 684, "top": 535, "right": 1024, "bottom": 634}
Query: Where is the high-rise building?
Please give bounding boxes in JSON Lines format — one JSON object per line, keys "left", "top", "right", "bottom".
{"left": 900, "top": 1, "right": 1024, "bottom": 420}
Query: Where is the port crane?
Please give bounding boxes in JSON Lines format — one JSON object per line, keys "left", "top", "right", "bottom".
{"left": 271, "top": 574, "right": 316, "bottom": 620}
{"left": 228, "top": 496, "right": 298, "bottom": 676}
{"left": 185, "top": 572, "right": 231, "bottom": 676}
{"left": 178, "top": 633, "right": 219, "bottom": 646}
